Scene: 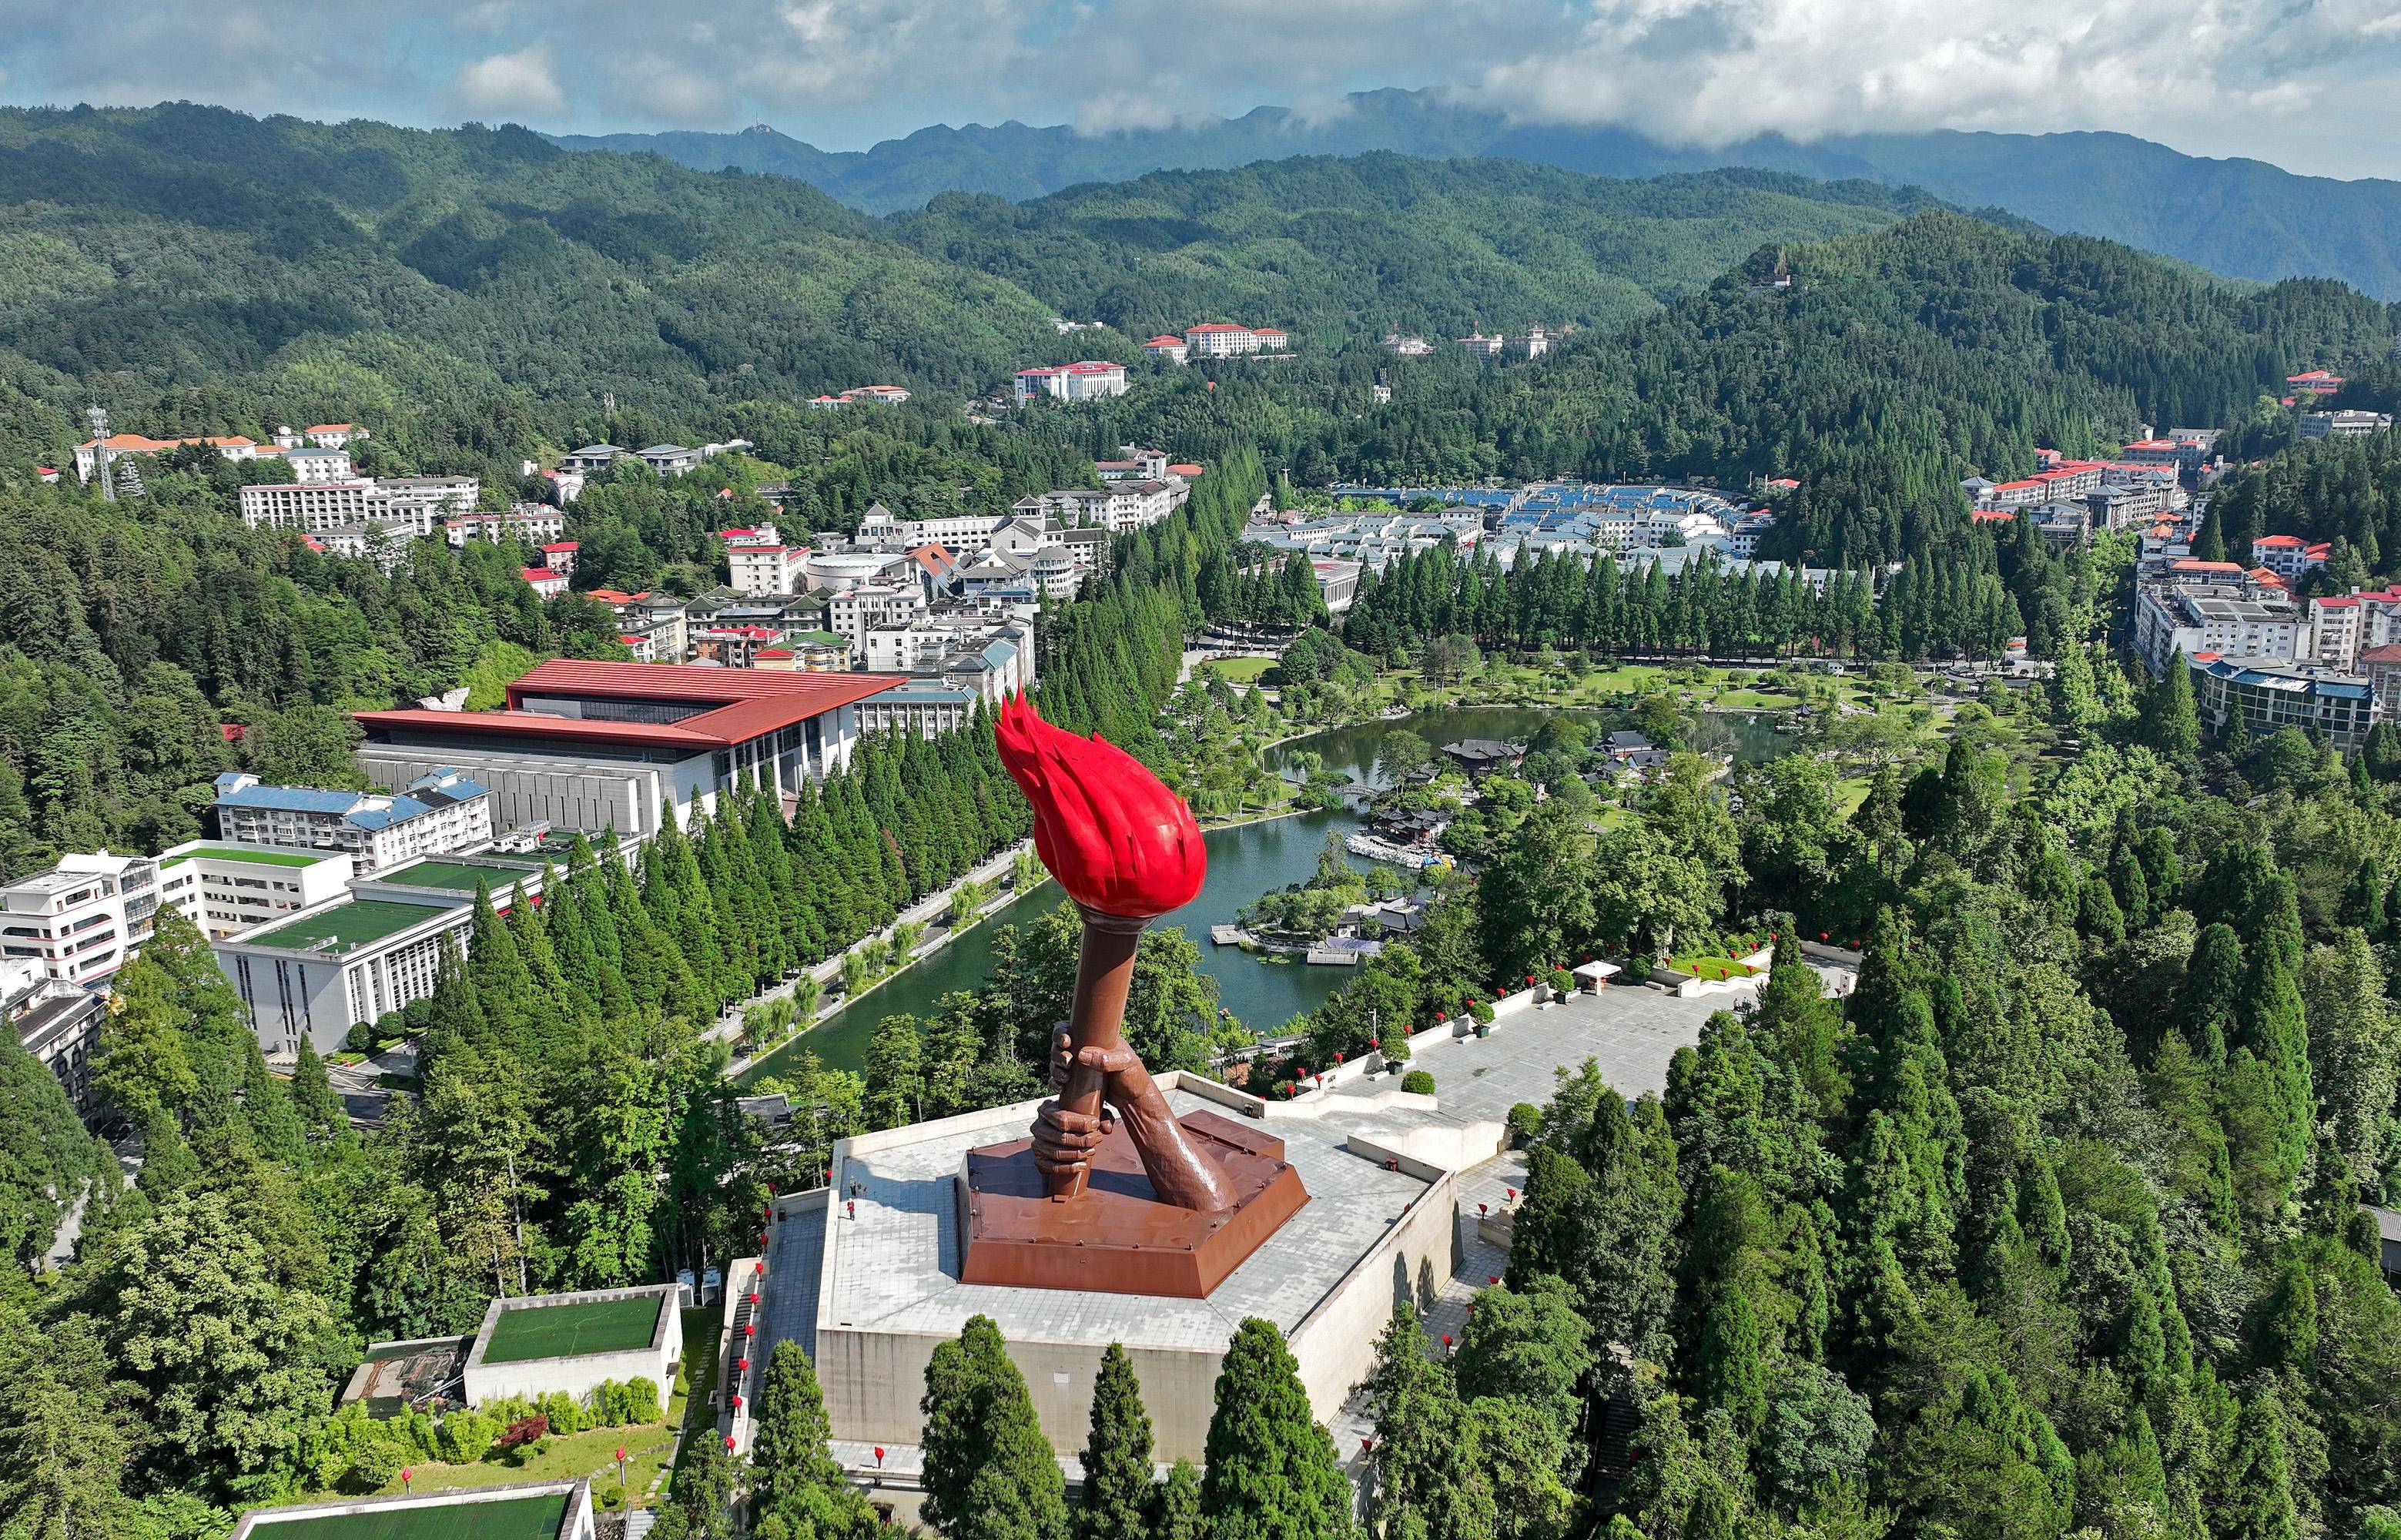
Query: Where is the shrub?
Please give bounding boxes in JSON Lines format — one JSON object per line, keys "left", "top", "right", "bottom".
{"left": 1401, "top": 1070, "right": 1436, "bottom": 1095}
{"left": 1507, "top": 1103, "right": 1544, "bottom": 1143}
{"left": 497, "top": 1414, "right": 548, "bottom": 1452}
{"left": 1468, "top": 1000, "right": 1494, "bottom": 1025}
{"left": 344, "top": 1441, "right": 404, "bottom": 1494}
{"left": 1547, "top": 968, "right": 1574, "bottom": 993}
{"left": 346, "top": 1020, "right": 377, "bottom": 1053}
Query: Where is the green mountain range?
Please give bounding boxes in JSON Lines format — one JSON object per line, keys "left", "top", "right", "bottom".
{"left": 555, "top": 86, "right": 2401, "bottom": 300}
{"left": 893, "top": 154, "right": 1935, "bottom": 340}
{"left": 0, "top": 105, "right": 1961, "bottom": 470}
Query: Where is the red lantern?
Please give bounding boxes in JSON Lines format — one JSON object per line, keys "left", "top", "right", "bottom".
{"left": 1333, "top": 1051, "right": 1344, "bottom": 1064}
{"left": 1362, "top": 1437, "right": 1375, "bottom": 1453}
{"left": 1368, "top": 1036, "right": 1380, "bottom": 1049}
{"left": 1525, "top": 973, "right": 1535, "bottom": 985}
{"left": 738, "top": 1357, "right": 749, "bottom": 1374}
{"left": 725, "top": 1435, "right": 735, "bottom": 1451}
{"left": 873, "top": 1446, "right": 886, "bottom": 1468}
{"left": 1506, "top": 1187, "right": 1517, "bottom": 1200}
{"left": 1442, "top": 1334, "right": 1453, "bottom": 1350}
{"left": 1478, "top": 1202, "right": 1488, "bottom": 1215}
{"left": 616, "top": 1446, "right": 626, "bottom": 1465}
{"left": 1488, "top": 1274, "right": 1499, "bottom": 1285}
{"left": 400, "top": 1468, "right": 413, "bottom": 1494}
{"left": 748, "top": 1291, "right": 759, "bottom": 1305}
{"left": 732, "top": 1394, "right": 743, "bottom": 1411}
{"left": 1435, "top": 1010, "right": 1445, "bottom": 1023}
{"left": 1819, "top": 931, "right": 1829, "bottom": 941}
{"left": 745, "top": 1322, "right": 755, "bottom": 1337}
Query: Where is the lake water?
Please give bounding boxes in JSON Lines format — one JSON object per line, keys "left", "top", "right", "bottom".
{"left": 740, "top": 807, "right": 1368, "bottom": 1080}
{"left": 740, "top": 704, "right": 1791, "bottom": 1080}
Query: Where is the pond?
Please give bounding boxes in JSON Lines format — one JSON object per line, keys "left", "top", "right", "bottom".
{"left": 739, "top": 702, "right": 1794, "bottom": 1079}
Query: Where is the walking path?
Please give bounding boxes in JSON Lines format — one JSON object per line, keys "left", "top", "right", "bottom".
{"left": 714, "top": 840, "right": 1035, "bottom": 1075}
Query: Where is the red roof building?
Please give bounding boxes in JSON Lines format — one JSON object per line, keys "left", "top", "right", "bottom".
{"left": 353, "top": 660, "right": 906, "bottom": 837}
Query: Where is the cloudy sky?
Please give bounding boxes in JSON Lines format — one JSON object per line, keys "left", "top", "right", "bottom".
{"left": 5, "top": 0, "right": 2399, "bottom": 179}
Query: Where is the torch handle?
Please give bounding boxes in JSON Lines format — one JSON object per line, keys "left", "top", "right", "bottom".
{"left": 1045, "top": 906, "right": 1148, "bottom": 1200}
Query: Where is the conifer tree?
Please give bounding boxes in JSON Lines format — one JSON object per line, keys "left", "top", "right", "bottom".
{"left": 287, "top": 1036, "right": 346, "bottom": 1146}
{"left": 1200, "top": 1318, "right": 1355, "bottom": 1540}
{"left": 919, "top": 1315, "right": 1068, "bottom": 1540}
{"left": 1153, "top": 1459, "right": 1204, "bottom": 1540}
{"left": 1076, "top": 1344, "right": 1155, "bottom": 1540}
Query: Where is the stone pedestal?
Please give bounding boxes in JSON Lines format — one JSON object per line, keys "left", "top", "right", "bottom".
{"left": 958, "top": 1109, "right": 1308, "bottom": 1298}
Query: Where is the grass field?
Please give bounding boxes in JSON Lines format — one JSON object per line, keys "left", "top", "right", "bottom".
{"left": 1207, "top": 654, "right": 1277, "bottom": 683}
{"left": 482, "top": 1296, "right": 663, "bottom": 1364}
{"left": 1668, "top": 956, "right": 1763, "bottom": 981}
{"left": 251, "top": 1491, "right": 568, "bottom": 1540}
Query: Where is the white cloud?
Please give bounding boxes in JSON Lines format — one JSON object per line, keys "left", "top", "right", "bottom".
{"left": 449, "top": 43, "right": 565, "bottom": 120}
{"left": 0, "top": 0, "right": 2398, "bottom": 176}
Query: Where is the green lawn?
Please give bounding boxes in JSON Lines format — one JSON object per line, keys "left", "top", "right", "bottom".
{"left": 482, "top": 1296, "right": 664, "bottom": 1364}
{"left": 380, "top": 859, "right": 540, "bottom": 894}
{"left": 1207, "top": 655, "right": 1277, "bottom": 683}
{"left": 248, "top": 1490, "right": 569, "bottom": 1540}
{"left": 1668, "top": 956, "right": 1765, "bottom": 981}
{"left": 159, "top": 846, "right": 325, "bottom": 869}
{"left": 248, "top": 899, "right": 451, "bottom": 955}
{"left": 308, "top": 1418, "right": 683, "bottom": 1515}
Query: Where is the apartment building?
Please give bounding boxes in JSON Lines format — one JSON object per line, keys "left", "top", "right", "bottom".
{"left": 2252, "top": 534, "right": 2333, "bottom": 581}
{"left": 1183, "top": 323, "right": 1289, "bottom": 358}
{"left": 6, "top": 956, "right": 105, "bottom": 1111}
{"left": 447, "top": 504, "right": 567, "bottom": 547}
{"left": 213, "top": 768, "right": 493, "bottom": 873}
{"left": 239, "top": 477, "right": 477, "bottom": 538}
{"left": 2135, "top": 581, "right": 2306, "bottom": 678}
{"left": 728, "top": 542, "right": 812, "bottom": 598}
{"left": 825, "top": 579, "right": 929, "bottom": 648}
{"left": 74, "top": 433, "right": 266, "bottom": 482}
{"left": 282, "top": 447, "right": 355, "bottom": 482}
{"left": 1010, "top": 480, "right": 1176, "bottom": 534}
{"left": 0, "top": 852, "right": 159, "bottom": 987}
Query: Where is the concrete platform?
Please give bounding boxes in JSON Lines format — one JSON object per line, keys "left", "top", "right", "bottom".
{"left": 811, "top": 1082, "right": 1466, "bottom": 1463}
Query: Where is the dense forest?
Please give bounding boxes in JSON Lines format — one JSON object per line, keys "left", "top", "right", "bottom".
{"left": 560, "top": 86, "right": 2401, "bottom": 303}
{"left": 895, "top": 156, "right": 1933, "bottom": 340}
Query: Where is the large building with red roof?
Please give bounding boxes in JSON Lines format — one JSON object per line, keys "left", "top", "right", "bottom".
{"left": 352, "top": 660, "right": 904, "bottom": 839}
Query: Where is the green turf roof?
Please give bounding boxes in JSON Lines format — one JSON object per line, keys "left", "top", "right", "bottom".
{"left": 159, "top": 847, "right": 329, "bottom": 869}
{"left": 376, "top": 859, "right": 539, "bottom": 893}
{"left": 481, "top": 1294, "right": 664, "bottom": 1364}
{"left": 246, "top": 898, "right": 454, "bottom": 955}
{"left": 249, "top": 1491, "right": 570, "bottom": 1540}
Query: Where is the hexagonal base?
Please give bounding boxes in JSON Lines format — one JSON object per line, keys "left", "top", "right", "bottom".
{"left": 957, "top": 1110, "right": 1310, "bottom": 1297}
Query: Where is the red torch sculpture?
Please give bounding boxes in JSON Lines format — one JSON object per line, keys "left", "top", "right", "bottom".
{"left": 996, "top": 694, "right": 1234, "bottom": 1209}
{"left": 960, "top": 695, "right": 1308, "bottom": 1297}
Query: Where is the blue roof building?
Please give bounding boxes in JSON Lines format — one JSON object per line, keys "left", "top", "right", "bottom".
{"left": 213, "top": 768, "right": 494, "bottom": 873}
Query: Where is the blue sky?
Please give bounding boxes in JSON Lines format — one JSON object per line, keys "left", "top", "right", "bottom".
{"left": 5, "top": 0, "right": 2399, "bottom": 180}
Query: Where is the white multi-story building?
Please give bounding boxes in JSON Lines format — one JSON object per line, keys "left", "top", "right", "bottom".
{"left": 2252, "top": 534, "right": 2333, "bottom": 581}
{"left": 862, "top": 613, "right": 1034, "bottom": 701}
{"left": 154, "top": 841, "right": 356, "bottom": 940}
{"left": 447, "top": 504, "right": 567, "bottom": 547}
{"left": 561, "top": 444, "right": 626, "bottom": 474}
{"left": 1382, "top": 334, "right": 1434, "bottom": 357}
{"left": 522, "top": 566, "right": 570, "bottom": 598}
{"left": 2135, "top": 581, "right": 2307, "bottom": 677}
{"left": 239, "top": 477, "right": 477, "bottom": 539}
{"left": 0, "top": 852, "right": 159, "bottom": 987}
{"left": 1011, "top": 480, "right": 1176, "bottom": 534}
{"left": 856, "top": 507, "right": 1003, "bottom": 554}
{"left": 214, "top": 854, "right": 548, "bottom": 1055}
{"left": 213, "top": 768, "right": 493, "bottom": 874}
{"left": 728, "top": 542, "right": 812, "bottom": 598}
{"left": 1094, "top": 446, "right": 1172, "bottom": 482}
{"left": 717, "top": 524, "right": 782, "bottom": 550}
{"left": 373, "top": 477, "right": 480, "bottom": 525}
{"left": 303, "top": 424, "right": 368, "bottom": 449}
{"left": 1458, "top": 333, "right": 1506, "bottom": 361}
{"left": 2299, "top": 410, "right": 2392, "bottom": 440}
{"left": 826, "top": 580, "right": 928, "bottom": 648}
{"left": 638, "top": 444, "right": 700, "bottom": 476}
{"left": 1143, "top": 336, "right": 1190, "bottom": 365}
{"left": 1013, "top": 361, "right": 1130, "bottom": 404}
{"left": 281, "top": 447, "right": 355, "bottom": 482}
{"left": 1509, "top": 328, "right": 1552, "bottom": 360}
{"left": 1183, "top": 324, "right": 1289, "bottom": 358}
